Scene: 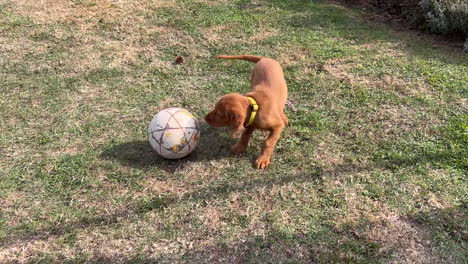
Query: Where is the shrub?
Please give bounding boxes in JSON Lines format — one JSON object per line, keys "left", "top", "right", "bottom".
{"left": 420, "top": 0, "right": 468, "bottom": 37}
{"left": 351, "top": 0, "right": 468, "bottom": 41}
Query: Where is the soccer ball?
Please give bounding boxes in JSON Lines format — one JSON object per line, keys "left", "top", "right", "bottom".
{"left": 148, "top": 108, "right": 200, "bottom": 159}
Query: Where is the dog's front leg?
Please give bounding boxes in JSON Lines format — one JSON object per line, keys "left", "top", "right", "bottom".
{"left": 255, "top": 126, "right": 283, "bottom": 169}
{"left": 231, "top": 126, "right": 255, "bottom": 154}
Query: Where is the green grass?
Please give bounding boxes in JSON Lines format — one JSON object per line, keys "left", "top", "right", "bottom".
{"left": 0, "top": 0, "right": 467, "bottom": 262}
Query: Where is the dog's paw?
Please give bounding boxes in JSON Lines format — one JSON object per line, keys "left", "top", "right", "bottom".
{"left": 255, "top": 155, "right": 270, "bottom": 169}
{"left": 231, "top": 143, "right": 247, "bottom": 154}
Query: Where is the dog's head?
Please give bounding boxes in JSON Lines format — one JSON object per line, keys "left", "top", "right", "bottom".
{"left": 204, "top": 93, "right": 247, "bottom": 138}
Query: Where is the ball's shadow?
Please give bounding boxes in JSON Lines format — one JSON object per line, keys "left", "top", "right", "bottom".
{"left": 100, "top": 122, "right": 236, "bottom": 172}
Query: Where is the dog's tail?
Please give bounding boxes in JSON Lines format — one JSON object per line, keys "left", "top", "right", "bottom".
{"left": 215, "top": 55, "right": 263, "bottom": 63}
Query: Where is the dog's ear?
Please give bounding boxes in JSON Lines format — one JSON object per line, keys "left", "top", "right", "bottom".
{"left": 226, "top": 111, "right": 245, "bottom": 138}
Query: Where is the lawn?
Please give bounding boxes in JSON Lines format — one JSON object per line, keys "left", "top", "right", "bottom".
{"left": 0, "top": 0, "right": 467, "bottom": 263}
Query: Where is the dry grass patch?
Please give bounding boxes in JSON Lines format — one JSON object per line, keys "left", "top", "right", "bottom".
{"left": 459, "top": 98, "right": 467, "bottom": 109}
{"left": 313, "top": 137, "right": 348, "bottom": 171}
{"left": 359, "top": 42, "right": 408, "bottom": 59}
{"left": 0, "top": 36, "right": 48, "bottom": 67}
{"left": 375, "top": 105, "right": 440, "bottom": 136}
{"left": 203, "top": 23, "right": 278, "bottom": 47}
{"left": 143, "top": 178, "right": 189, "bottom": 197}
{"left": 175, "top": 162, "right": 225, "bottom": 180}
{"left": 76, "top": 235, "right": 142, "bottom": 260}
{"left": 364, "top": 207, "right": 440, "bottom": 264}
{"left": 47, "top": 146, "right": 81, "bottom": 157}
{"left": 323, "top": 58, "right": 430, "bottom": 96}
{"left": 7, "top": 0, "right": 179, "bottom": 75}
{"left": 196, "top": 205, "right": 226, "bottom": 232}
{"left": 426, "top": 191, "right": 452, "bottom": 210}
{"left": 2, "top": 199, "right": 160, "bottom": 262}
{"left": 202, "top": 24, "right": 234, "bottom": 44}
{"left": 278, "top": 46, "right": 313, "bottom": 68}
{"left": 248, "top": 28, "right": 279, "bottom": 42}
{"left": 0, "top": 191, "right": 28, "bottom": 218}
{"left": 59, "top": 26, "right": 169, "bottom": 75}
{"left": 348, "top": 105, "right": 441, "bottom": 140}
{"left": 10, "top": 0, "right": 177, "bottom": 24}
{"left": 337, "top": 188, "right": 441, "bottom": 264}
{"left": 0, "top": 236, "right": 75, "bottom": 263}
{"left": 323, "top": 58, "right": 398, "bottom": 85}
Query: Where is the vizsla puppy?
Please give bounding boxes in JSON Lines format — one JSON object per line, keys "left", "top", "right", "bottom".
{"left": 204, "top": 55, "right": 288, "bottom": 169}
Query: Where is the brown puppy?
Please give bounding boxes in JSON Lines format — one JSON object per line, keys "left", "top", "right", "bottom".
{"left": 205, "top": 55, "right": 288, "bottom": 169}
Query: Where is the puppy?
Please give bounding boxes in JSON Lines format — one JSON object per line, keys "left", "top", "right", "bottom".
{"left": 204, "top": 55, "right": 288, "bottom": 169}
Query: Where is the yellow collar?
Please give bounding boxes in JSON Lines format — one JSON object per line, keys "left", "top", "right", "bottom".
{"left": 245, "top": 96, "right": 258, "bottom": 127}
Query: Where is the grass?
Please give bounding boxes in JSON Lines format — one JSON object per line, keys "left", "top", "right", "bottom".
{"left": 0, "top": 0, "right": 467, "bottom": 262}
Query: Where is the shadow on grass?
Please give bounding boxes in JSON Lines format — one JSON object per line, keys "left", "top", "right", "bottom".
{"left": 408, "top": 204, "right": 467, "bottom": 261}
{"left": 27, "top": 224, "right": 390, "bottom": 263}
{"left": 152, "top": 229, "right": 388, "bottom": 263}
{"left": 0, "top": 169, "right": 324, "bottom": 252}
{"left": 92, "top": 233, "right": 383, "bottom": 263}
{"left": 31, "top": 204, "right": 465, "bottom": 263}
{"left": 100, "top": 121, "right": 237, "bottom": 173}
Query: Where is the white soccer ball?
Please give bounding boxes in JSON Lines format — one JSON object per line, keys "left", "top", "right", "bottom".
{"left": 148, "top": 108, "right": 200, "bottom": 159}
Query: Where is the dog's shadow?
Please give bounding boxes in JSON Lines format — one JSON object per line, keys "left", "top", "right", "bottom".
{"left": 100, "top": 122, "right": 236, "bottom": 173}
